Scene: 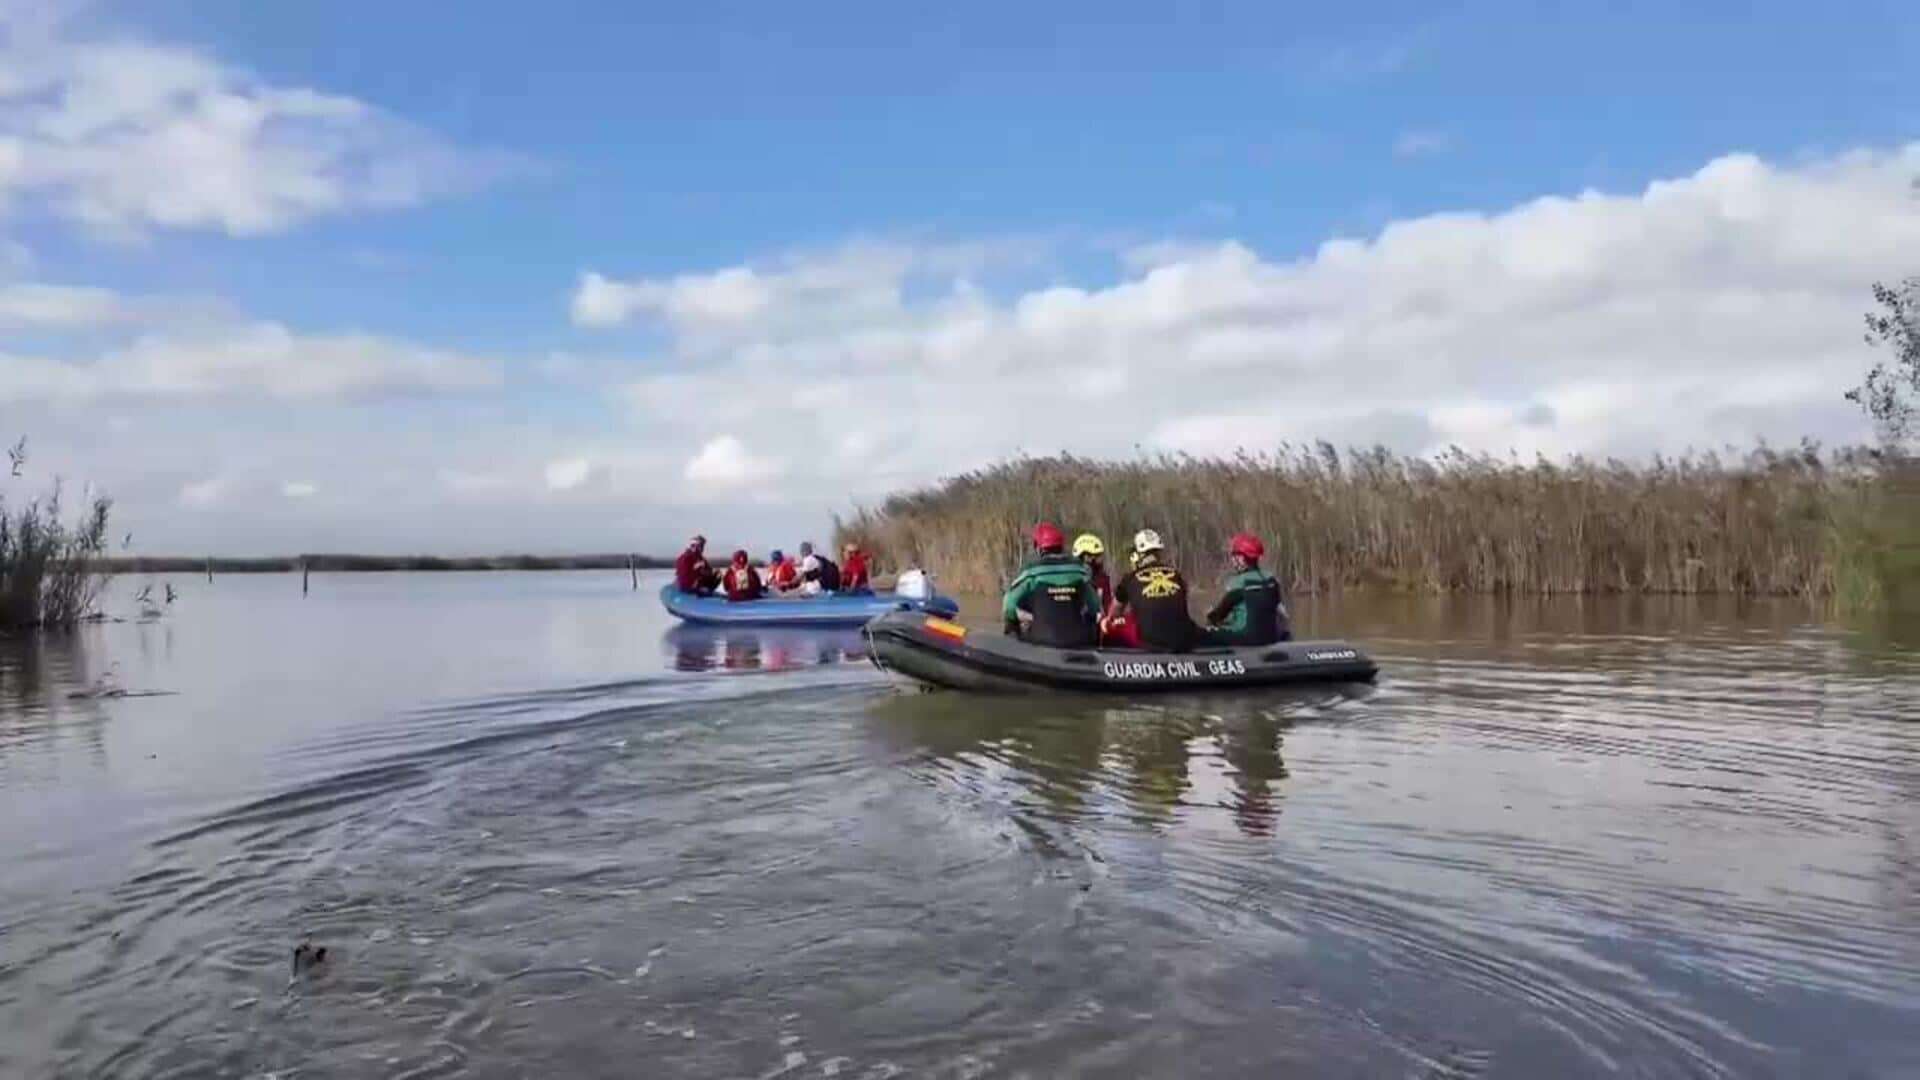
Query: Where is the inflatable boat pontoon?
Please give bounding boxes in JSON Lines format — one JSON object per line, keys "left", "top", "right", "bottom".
{"left": 660, "top": 584, "right": 960, "bottom": 627}
{"left": 864, "top": 610, "right": 1378, "bottom": 693}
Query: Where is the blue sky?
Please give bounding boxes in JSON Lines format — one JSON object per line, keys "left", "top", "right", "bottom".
{"left": 2, "top": 1, "right": 1916, "bottom": 553}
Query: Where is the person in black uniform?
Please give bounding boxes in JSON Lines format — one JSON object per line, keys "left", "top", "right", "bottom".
{"left": 1111, "top": 529, "right": 1203, "bottom": 653}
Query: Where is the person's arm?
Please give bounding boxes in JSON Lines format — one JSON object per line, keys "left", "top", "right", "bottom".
{"left": 1205, "top": 583, "right": 1241, "bottom": 626}
{"left": 1000, "top": 579, "right": 1027, "bottom": 623}
{"left": 1001, "top": 568, "right": 1036, "bottom": 630}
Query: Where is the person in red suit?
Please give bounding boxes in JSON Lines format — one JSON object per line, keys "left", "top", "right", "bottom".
{"left": 674, "top": 535, "right": 719, "bottom": 595}
{"left": 764, "top": 549, "right": 799, "bottom": 593}
{"left": 840, "top": 543, "right": 872, "bottom": 594}
{"left": 722, "top": 549, "right": 764, "bottom": 602}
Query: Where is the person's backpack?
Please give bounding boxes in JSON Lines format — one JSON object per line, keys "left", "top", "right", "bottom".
{"left": 817, "top": 556, "right": 841, "bottom": 591}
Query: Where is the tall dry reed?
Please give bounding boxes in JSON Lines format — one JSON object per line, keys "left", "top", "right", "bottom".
{"left": 1, "top": 439, "right": 114, "bottom": 629}
{"left": 837, "top": 442, "right": 1891, "bottom": 598}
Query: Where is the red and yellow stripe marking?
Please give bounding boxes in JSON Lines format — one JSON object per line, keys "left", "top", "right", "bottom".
{"left": 923, "top": 616, "right": 968, "bottom": 640}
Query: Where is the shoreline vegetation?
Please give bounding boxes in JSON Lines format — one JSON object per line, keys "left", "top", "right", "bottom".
{"left": 94, "top": 553, "right": 676, "bottom": 574}
{"left": 2, "top": 438, "right": 113, "bottom": 629}
{"left": 835, "top": 444, "right": 1920, "bottom": 609}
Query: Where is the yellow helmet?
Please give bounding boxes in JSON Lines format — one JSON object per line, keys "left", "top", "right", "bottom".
{"left": 1071, "top": 533, "right": 1105, "bottom": 558}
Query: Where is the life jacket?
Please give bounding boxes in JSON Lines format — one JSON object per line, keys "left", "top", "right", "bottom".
{"left": 767, "top": 560, "right": 798, "bottom": 588}
{"left": 724, "top": 565, "right": 762, "bottom": 601}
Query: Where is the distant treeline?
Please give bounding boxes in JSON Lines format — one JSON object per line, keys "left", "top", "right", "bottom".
{"left": 835, "top": 444, "right": 1920, "bottom": 607}
{"left": 97, "top": 553, "right": 675, "bottom": 573}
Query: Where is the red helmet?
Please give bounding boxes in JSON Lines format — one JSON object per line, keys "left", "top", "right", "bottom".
{"left": 1031, "top": 522, "right": 1065, "bottom": 551}
{"left": 1229, "top": 532, "right": 1264, "bottom": 560}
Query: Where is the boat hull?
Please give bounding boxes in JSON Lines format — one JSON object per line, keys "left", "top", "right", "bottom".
{"left": 864, "top": 610, "right": 1378, "bottom": 693}
{"left": 660, "top": 584, "right": 960, "bottom": 627}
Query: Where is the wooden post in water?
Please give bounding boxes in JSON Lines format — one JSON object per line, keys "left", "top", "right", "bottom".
{"left": 206, "top": 557, "right": 213, "bottom": 583}
{"left": 629, "top": 554, "right": 638, "bottom": 590}
{"left": 302, "top": 559, "right": 310, "bottom": 597}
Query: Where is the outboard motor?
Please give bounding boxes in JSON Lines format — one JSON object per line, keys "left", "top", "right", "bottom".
{"left": 896, "top": 567, "right": 932, "bottom": 600}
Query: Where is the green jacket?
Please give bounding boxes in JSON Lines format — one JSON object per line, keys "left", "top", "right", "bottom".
{"left": 1206, "top": 566, "right": 1283, "bottom": 633}
{"left": 1001, "top": 553, "right": 1102, "bottom": 623}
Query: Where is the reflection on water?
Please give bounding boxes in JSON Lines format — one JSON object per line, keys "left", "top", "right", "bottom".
{"left": 867, "top": 689, "right": 1357, "bottom": 840}
{"left": 0, "top": 630, "right": 117, "bottom": 787}
{"left": 4, "top": 574, "right": 1920, "bottom": 1078}
{"left": 662, "top": 623, "right": 870, "bottom": 672}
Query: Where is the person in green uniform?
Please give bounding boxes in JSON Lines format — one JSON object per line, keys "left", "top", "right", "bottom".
{"left": 1001, "top": 521, "right": 1101, "bottom": 647}
{"left": 1204, "top": 532, "right": 1290, "bottom": 645}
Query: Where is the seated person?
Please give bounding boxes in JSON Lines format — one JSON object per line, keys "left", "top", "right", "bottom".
{"left": 1205, "top": 532, "right": 1290, "bottom": 645}
{"left": 1074, "top": 532, "right": 1139, "bottom": 647}
{"left": 1111, "top": 529, "right": 1202, "bottom": 653}
{"left": 840, "top": 543, "right": 872, "bottom": 594}
{"left": 674, "top": 534, "right": 720, "bottom": 595}
{"left": 722, "top": 549, "right": 764, "bottom": 602}
{"left": 1073, "top": 533, "right": 1111, "bottom": 608}
{"left": 1000, "top": 522, "right": 1099, "bottom": 648}
{"left": 764, "top": 549, "right": 800, "bottom": 593}
{"left": 796, "top": 541, "right": 841, "bottom": 596}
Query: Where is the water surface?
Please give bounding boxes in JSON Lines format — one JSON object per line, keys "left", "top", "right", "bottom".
{"left": 2, "top": 571, "right": 1917, "bottom": 1077}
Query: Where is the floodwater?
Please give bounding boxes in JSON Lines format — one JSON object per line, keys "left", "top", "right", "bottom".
{"left": 2, "top": 571, "right": 1917, "bottom": 1079}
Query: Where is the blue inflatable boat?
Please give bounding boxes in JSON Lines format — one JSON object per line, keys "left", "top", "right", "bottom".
{"left": 659, "top": 583, "right": 960, "bottom": 627}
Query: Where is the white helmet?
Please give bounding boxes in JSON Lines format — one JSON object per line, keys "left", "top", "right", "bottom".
{"left": 1131, "top": 528, "right": 1165, "bottom": 555}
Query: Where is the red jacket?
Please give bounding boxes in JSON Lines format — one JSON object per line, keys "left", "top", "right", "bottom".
{"left": 1090, "top": 566, "right": 1113, "bottom": 613}
{"left": 723, "top": 565, "right": 764, "bottom": 602}
{"left": 766, "top": 559, "right": 798, "bottom": 590}
{"left": 841, "top": 552, "right": 870, "bottom": 591}
{"left": 675, "top": 549, "right": 717, "bottom": 592}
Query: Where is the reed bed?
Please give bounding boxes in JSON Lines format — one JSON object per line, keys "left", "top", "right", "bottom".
{"left": 1, "top": 476, "right": 113, "bottom": 629}
{"left": 837, "top": 443, "right": 1906, "bottom": 599}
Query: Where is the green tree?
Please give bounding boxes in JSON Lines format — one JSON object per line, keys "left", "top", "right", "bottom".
{"left": 1847, "top": 276, "right": 1920, "bottom": 451}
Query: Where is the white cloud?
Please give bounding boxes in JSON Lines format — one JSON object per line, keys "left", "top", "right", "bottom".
{"left": 178, "top": 476, "right": 228, "bottom": 507}
{"left": 0, "top": 282, "right": 502, "bottom": 402}
{"left": 1301, "top": 37, "right": 1418, "bottom": 83}
{"left": 0, "top": 6, "right": 495, "bottom": 236}
{"left": 281, "top": 481, "right": 317, "bottom": 498}
{"left": 684, "top": 435, "right": 783, "bottom": 487}
{"left": 602, "top": 145, "right": 1917, "bottom": 507}
{"left": 544, "top": 457, "right": 594, "bottom": 491}
{"left": 0, "top": 282, "right": 124, "bottom": 327}
{"left": 105, "top": 323, "right": 500, "bottom": 399}
{"left": 16, "top": 143, "right": 1919, "bottom": 558}
{"left": 1393, "top": 129, "right": 1452, "bottom": 159}
{"left": 572, "top": 237, "right": 1047, "bottom": 336}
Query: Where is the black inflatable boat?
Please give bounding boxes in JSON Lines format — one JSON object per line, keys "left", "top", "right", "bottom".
{"left": 864, "top": 610, "right": 1378, "bottom": 693}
